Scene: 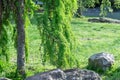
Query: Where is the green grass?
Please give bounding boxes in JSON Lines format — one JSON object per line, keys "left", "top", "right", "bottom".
{"left": 1, "top": 17, "right": 120, "bottom": 79}
{"left": 72, "top": 18, "right": 120, "bottom": 79}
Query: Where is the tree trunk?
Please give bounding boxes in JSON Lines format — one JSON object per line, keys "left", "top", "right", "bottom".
{"left": 16, "top": 0, "right": 26, "bottom": 77}
{"left": 0, "top": 0, "right": 2, "bottom": 34}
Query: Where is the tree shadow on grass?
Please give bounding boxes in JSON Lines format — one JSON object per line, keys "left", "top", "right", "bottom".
{"left": 71, "top": 21, "right": 85, "bottom": 25}
{"left": 103, "top": 67, "right": 120, "bottom": 80}
{"left": 85, "top": 65, "right": 120, "bottom": 80}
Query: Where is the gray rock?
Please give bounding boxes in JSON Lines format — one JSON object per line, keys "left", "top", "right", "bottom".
{"left": 26, "top": 69, "right": 66, "bottom": 80}
{"left": 88, "top": 52, "right": 114, "bottom": 71}
{"left": 64, "top": 69, "right": 101, "bottom": 80}
{"left": 26, "top": 68, "right": 102, "bottom": 80}
{"left": 88, "top": 17, "right": 120, "bottom": 24}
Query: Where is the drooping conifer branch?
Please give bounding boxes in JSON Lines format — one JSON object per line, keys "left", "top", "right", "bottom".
{"left": 40, "top": 0, "right": 78, "bottom": 68}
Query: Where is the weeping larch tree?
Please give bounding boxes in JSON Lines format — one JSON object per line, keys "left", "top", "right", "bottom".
{"left": 0, "top": 0, "right": 26, "bottom": 76}
{"left": 40, "top": 0, "right": 79, "bottom": 68}
{"left": 0, "top": 0, "right": 30, "bottom": 77}
{"left": 100, "top": 0, "right": 112, "bottom": 17}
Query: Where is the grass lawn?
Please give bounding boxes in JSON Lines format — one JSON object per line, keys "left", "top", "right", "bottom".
{"left": 72, "top": 17, "right": 120, "bottom": 80}
{"left": 2, "top": 17, "right": 120, "bottom": 80}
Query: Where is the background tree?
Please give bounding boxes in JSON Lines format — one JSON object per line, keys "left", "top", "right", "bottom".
{"left": 76, "top": 0, "right": 85, "bottom": 17}
{"left": 76, "top": 0, "right": 100, "bottom": 17}
{"left": 84, "top": 0, "right": 96, "bottom": 7}
{"left": 100, "top": 0, "right": 112, "bottom": 17}
{"left": 114, "top": 0, "right": 120, "bottom": 9}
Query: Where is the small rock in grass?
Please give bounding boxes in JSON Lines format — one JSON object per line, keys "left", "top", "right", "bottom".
{"left": 88, "top": 52, "right": 114, "bottom": 71}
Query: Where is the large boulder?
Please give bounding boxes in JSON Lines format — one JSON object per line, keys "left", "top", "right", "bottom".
{"left": 26, "top": 69, "right": 66, "bottom": 80}
{"left": 88, "top": 52, "right": 114, "bottom": 71}
{"left": 26, "top": 68, "right": 101, "bottom": 80}
{"left": 64, "top": 69, "right": 101, "bottom": 80}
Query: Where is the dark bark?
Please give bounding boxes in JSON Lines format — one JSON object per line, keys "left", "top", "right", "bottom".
{"left": 0, "top": 0, "right": 2, "bottom": 34}
{"left": 16, "top": 0, "right": 26, "bottom": 77}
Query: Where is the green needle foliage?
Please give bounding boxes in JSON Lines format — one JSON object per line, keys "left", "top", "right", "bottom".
{"left": 24, "top": 0, "right": 36, "bottom": 61}
{"left": 24, "top": 0, "right": 38, "bottom": 61}
{"left": 84, "top": 0, "right": 96, "bottom": 7}
{"left": 40, "top": 0, "right": 78, "bottom": 68}
{"left": 114, "top": 0, "right": 120, "bottom": 9}
{"left": 0, "top": 0, "right": 13, "bottom": 71}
